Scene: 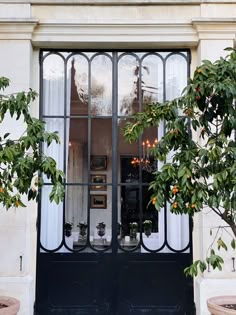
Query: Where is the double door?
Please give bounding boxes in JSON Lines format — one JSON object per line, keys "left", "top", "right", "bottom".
{"left": 36, "top": 50, "right": 194, "bottom": 314}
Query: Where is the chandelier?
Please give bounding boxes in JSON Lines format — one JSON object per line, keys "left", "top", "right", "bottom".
{"left": 131, "top": 139, "right": 158, "bottom": 173}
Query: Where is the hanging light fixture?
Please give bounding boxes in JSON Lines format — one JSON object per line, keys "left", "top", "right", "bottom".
{"left": 131, "top": 138, "right": 158, "bottom": 173}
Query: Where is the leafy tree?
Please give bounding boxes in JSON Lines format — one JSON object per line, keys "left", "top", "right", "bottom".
{"left": 0, "top": 77, "right": 64, "bottom": 209}
{"left": 123, "top": 48, "right": 236, "bottom": 276}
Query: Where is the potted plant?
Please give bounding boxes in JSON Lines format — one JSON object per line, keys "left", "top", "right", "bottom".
{"left": 143, "top": 220, "right": 152, "bottom": 238}
{"left": 0, "top": 77, "right": 65, "bottom": 313}
{"left": 78, "top": 221, "right": 88, "bottom": 239}
{"left": 96, "top": 222, "right": 106, "bottom": 239}
{"left": 129, "top": 222, "right": 138, "bottom": 240}
{"left": 64, "top": 222, "right": 73, "bottom": 237}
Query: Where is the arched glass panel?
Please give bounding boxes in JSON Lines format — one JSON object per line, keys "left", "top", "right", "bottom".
{"left": 90, "top": 54, "right": 112, "bottom": 116}
{"left": 42, "top": 54, "right": 65, "bottom": 116}
{"left": 68, "top": 54, "right": 89, "bottom": 116}
{"left": 118, "top": 54, "right": 140, "bottom": 116}
{"left": 165, "top": 53, "right": 187, "bottom": 101}
{"left": 141, "top": 54, "right": 164, "bottom": 108}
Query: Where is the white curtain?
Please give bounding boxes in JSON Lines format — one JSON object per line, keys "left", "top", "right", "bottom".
{"left": 40, "top": 55, "right": 71, "bottom": 251}
{"left": 163, "top": 53, "right": 189, "bottom": 252}
{"left": 66, "top": 142, "right": 87, "bottom": 226}
{"left": 150, "top": 54, "right": 189, "bottom": 253}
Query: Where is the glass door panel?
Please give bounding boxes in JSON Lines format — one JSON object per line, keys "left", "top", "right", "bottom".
{"left": 90, "top": 118, "right": 112, "bottom": 250}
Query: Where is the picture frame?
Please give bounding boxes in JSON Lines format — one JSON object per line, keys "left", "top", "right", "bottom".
{"left": 90, "top": 194, "right": 107, "bottom": 209}
{"left": 91, "top": 174, "right": 107, "bottom": 191}
{"left": 90, "top": 155, "right": 107, "bottom": 171}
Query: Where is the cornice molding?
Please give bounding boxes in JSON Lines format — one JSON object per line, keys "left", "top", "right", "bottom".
{"left": 1, "top": 0, "right": 236, "bottom": 4}
{"left": 193, "top": 18, "right": 236, "bottom": 40}
{"left": 0, "top": 18, "right": 39, "bottom": 40}
{"left": 0, "top": 17, "right": 235, "bottom": 46}
{"left": 32, "top": 20, "right": 198, "bottom": 48}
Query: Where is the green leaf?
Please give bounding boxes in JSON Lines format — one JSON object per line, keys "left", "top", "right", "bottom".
{"left": 3, "top": 133, "right": 10, "bottom": 139}
{"left": 231, "top": 239, "right": 236, "bottom": 250}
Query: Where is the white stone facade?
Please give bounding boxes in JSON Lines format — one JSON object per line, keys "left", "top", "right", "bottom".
{"left": 0, "top": 1, "right": 236, "bottom": 314}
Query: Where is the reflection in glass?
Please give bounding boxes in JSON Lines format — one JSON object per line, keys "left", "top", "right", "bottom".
{"left": 69, "top": 55, "right": 89, "bottom": 116}
{"left": 166, "top": 54, "right": 187, "bottom": 101}
{"left": 67, "top": 118, "right": 88, "bottom": 183}
{"left": 118, "top": 119, "right": 138, "bottom": 158}
{"left": 118, "top": 54, "right": 139, "bottom": 116}
{"left": 91, "top": 118, "right": 112, "bottom": 163}
{"left": 141, "top": 126, "right": 158, "bottom": 182}
{"left": 43, "top": 54, "right": 65, "bottom": 116}
{"left": 91, "top": 54, "right": 112, "bottom": 116}
{"left": 141, "top": 54, "right": 163, "bottom": 108}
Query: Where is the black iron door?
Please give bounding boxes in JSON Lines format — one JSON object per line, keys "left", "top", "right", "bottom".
{"left": 36, "top": 253, "right": 194, "bottom": 315}
{"left": 35, "top": 50, "right": 195, "bottom": 315}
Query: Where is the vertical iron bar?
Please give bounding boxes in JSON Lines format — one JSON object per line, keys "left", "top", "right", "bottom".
{"left": 112, "top": 52, "right": 118, "bottom": 253}
{"left": 163, "top": 56, "right": 168, "bottom": 247}
{"left": 138, "top": 56, "right": 143, "bottom": 240}
{"left": 63, "top": 56, "right": 67, "bottom": 245}
{"left": 87, "top": 55, "right": 92, "bottom": 242}
{"left": 187, "top": 50, "right": 194, "bottom": 256}
{"left": 37, "top": 51, "right": 43, "bottom": 252}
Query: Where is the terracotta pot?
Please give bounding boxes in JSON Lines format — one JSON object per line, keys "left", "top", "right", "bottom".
{"left": 0, "top": 296, "right": 20, "bottom": 315}
{"left": 207, "top": 296, "right": 236, "bottom": 315}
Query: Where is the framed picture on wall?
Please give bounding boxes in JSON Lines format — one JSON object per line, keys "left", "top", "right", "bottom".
{"left": 90, "top": 155, "right": 107, "bottom": 171}
{"left": 91, "top": 174, "right": 107, "bottom": 191}
{"left": 90, "top": 195, "right": 107, "bottom": 209}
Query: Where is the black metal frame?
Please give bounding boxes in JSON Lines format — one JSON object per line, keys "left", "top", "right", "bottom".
{"left": 38, "top": 50, "right": 192, "bottom": 254}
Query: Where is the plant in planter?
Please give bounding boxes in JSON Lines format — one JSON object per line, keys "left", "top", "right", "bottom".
{"left": 143, "top": 220, "right": 152, "bottom": 237}
{"left": 0, "top": 77, "right": 65, "bottom": 313}
{"left": 96, "top": 222, "right": 106, "bottom": 239}
{"left": 78, "top": 221, "right": 88, "bottom": 239}
{"left": 64, "top": 222, "right": 73, "bottom": 237}
{"left": 129, "top": 222, "right": 138, "bottom": 240}
{"left": 123, "top": 48, "right": 236, "bottom": 273}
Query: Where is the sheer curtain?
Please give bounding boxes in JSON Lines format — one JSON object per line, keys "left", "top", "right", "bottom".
{"left": 40, "top": 54, "right": 71, "bottom": 251}
{"left": 158, "top": 53, "right": 189, "bottom": 253}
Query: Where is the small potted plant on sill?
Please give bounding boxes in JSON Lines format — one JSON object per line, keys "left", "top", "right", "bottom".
{"left": 78, "top": 221, "right": 88, "bottom": 240}
{"left": 129, "top": 222, "right": 138, "bottom": 240}
{"left": 143, "top": 220, "right": 152, "bottom": 238}
{"left": 64, "top": 222, "right": 73, "bottom": 237}
{"left": 96, "top": 222, "right": 106, "bottom": 239}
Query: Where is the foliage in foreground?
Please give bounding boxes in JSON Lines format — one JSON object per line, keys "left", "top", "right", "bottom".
{"left": 124, "top": 48, "right": 236, "bottom": 276}
{"left": 0, "top": 77, "right": 64, "bottom": 209}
